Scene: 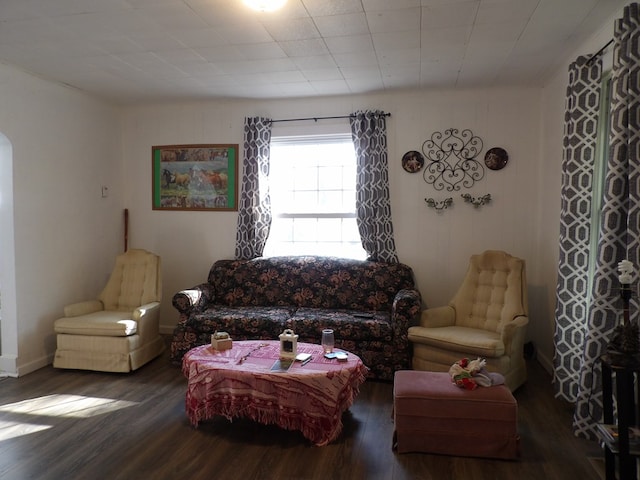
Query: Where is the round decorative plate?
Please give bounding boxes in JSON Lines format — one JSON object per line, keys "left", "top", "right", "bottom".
{"left": 484, "top": 147, "right": 508, "bottom": 170}
{"left": 402, "top": 150, "right": 424, "bottom": 173}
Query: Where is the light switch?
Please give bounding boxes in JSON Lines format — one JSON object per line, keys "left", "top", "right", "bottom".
{"left": 101, "top": 186, "right": 109, "bottom": 198}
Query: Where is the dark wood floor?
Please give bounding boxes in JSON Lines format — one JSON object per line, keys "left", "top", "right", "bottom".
{"left": 0, "top": 339, "right": 603, "bottom": 480}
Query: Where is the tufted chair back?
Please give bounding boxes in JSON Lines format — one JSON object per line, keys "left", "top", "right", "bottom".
{"left": 450, "top": 250, "right": 527, "bottom": 333}
{"left": 99, "top": 249, "right": 162, "bottom": 311}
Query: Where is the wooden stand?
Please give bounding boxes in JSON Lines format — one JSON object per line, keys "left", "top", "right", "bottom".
{"left": 600, "top": 354, "right": 640, "bottom": 480}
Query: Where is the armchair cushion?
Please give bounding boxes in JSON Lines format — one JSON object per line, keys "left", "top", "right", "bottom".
{"left": 54, "top": 311, "right": 137, "bottom": 337}
{"left": 408, "top": 326, "right": 504, "bottom": 358}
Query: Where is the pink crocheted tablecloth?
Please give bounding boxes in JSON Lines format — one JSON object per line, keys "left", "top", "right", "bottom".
{"left": 182, "top": 340, "right": 368, "bottom": 446}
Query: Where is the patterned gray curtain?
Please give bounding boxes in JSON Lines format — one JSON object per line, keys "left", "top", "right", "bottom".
{"left": 573, "top": 2, "right": 640, "bottom": 440}
{"left": 235, "top": 117, "right": 272, "bottom": 260}
{"left": 349, "top": 110, "right": 398, "bottom": 263}
{"left": 553, "top": 56, "right": 602, "bottom": 402}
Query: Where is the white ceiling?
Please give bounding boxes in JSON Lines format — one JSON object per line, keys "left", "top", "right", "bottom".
{"left": 0, "top": 0, "right": 626, "bottom": 104}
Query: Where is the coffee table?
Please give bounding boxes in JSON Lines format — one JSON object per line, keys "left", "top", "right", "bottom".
{"left": 182, "top": 340, "right": 368, "bottom": 446}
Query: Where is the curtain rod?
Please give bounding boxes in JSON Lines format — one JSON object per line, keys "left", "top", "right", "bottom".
{"left": 270, "top": 112, "right": 391, "bottom": 124}
{"left": 586, "top": 38, "right": 614, "bottom": 65}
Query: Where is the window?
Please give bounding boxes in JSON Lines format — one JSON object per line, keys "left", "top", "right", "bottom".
{"left": 263, "top": 134, "right": 366, "bottom": 260}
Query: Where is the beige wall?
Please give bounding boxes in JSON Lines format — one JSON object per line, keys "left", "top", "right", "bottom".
{"left": 121, "top": 87, "right": 543, "bottom": 350}
{"left": 0, "top": 63, "right": 122, "bottom": 375}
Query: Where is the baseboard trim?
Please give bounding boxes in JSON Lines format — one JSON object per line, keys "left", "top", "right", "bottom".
{"left": 17, "top": 353, "right": 53, "bottom": 377}
{"left": 160, "top": 325, "right": 174, "bottom": 335}
{"left": 536, "top": 351, "right": 553, "bottom": 375}
{"left": 0, "top": 354, "right": 18, "bottom": 377}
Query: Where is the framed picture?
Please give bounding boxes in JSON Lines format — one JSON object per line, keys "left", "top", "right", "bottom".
{"left": 152, "top": 144, "right": 239, "bottom": 211}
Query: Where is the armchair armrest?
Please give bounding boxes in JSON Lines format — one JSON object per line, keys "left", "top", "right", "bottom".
{"left": 133, "top": 302, "right": 161, "bottom": 321}
{"left": 500, "top": 315, "right": 529, "bottom": 356}
{"left": 418, "top": 305, "right": 456, "bottom": 328}
{"left": 63, "top": 300, "right": 103, "bottom": 317}
{"left": 172, "top": 282, "right": 216, "bottom": 315}
{"left": 133, "top": 301, "right": 161, "bottom": 341}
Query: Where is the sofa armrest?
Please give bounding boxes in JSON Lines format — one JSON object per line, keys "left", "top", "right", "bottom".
{"left": 418, "top": 305, "right": 455, "bottom": 328}
{"left": 63, "top": 300, "right": 104, "bottom": 317}
{"left": 391, "top": 288, "right": 422, "bottom": 344}
{"left": 172, "top": 282, "right": 216, "bottom": 315}
{"left": 501, "top": 315, "right": 529, "bottom": 356}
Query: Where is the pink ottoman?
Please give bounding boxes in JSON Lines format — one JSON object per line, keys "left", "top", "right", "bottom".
{"left": 393, "top": 370, "right": 519, "bottom": 459}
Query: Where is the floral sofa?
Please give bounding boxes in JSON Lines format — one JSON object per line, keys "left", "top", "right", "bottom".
{"left": 170, "top": 255, "right": 422, "bottom": 381}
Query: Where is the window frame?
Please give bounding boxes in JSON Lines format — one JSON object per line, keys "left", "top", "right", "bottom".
{"left": 263, "top": 133, "right": 366, "bottom": 259}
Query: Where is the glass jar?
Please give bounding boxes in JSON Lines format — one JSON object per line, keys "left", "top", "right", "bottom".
{"left": 321, "top": 329, "right": 335, "bottom": 353}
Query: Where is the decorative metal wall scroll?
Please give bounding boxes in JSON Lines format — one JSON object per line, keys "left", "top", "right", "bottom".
{"left": 422, "top": 128, "right": 484, "bottom": 191}
{"left": 425, "top": 197, "right": 453, "bottom": 212}
{"left": 461, "top": 193, "right": 492, "bottom": 208}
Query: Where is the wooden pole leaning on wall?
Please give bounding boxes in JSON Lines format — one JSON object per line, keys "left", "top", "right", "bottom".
{"left": 124, "top": 208, "right": 129, "bottom": 252}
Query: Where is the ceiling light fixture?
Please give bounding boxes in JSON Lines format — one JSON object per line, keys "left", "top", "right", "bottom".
{"left": 243, "top": 0, "right": 287, "bottom": 12}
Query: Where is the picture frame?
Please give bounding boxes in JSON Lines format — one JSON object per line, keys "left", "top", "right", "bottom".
{"left": 152, "top": 144, "right": 239, "bottom": 211}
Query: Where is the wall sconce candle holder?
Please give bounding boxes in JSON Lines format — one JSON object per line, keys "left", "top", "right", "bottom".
{"left": 461, "top": 193, "right": 491, "bottom": 208}
{"left": 425, "top": 197, "right": 453, "bottom": 212}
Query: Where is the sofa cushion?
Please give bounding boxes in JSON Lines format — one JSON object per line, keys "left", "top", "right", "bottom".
{"left": 408, "top": 325, "right": 505, "bottom": 358}
{"left": 288, "top": 308, "right": 392, "bottom": 341}
{"left": 189, "top": 306, "right": 295, "bottom": 339}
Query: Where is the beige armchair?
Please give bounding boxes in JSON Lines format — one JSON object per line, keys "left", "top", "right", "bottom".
{"left": 408, "top": 250, "right": 529, "bottom": 391}
{"left": 53, "top": 249, "right": 164, "bottom": 372}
